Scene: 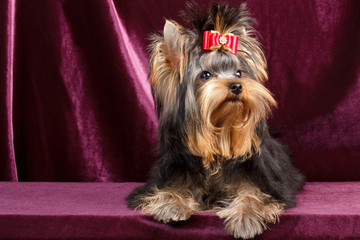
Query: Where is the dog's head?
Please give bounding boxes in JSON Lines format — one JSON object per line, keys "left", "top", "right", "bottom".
{"left": 149, "top": 3, "right": 276, "bottom": 166}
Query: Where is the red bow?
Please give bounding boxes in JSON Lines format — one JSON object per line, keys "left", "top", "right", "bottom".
{"left": 202, "top": 31, "right": 238, "bottom": 55}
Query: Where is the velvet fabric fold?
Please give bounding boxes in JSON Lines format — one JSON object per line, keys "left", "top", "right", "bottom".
{"left": 0, "top": 0, "right": 17, "bottom": 181}
{"left": 0, "top": 0, "right": 359, "bottom": 182}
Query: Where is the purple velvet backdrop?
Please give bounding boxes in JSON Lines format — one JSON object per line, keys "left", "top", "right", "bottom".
{"left": 0, "top": 0, "right": 359, "bottom": 182}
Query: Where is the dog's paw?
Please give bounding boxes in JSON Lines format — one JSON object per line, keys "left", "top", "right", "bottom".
{"left": 217, "top": 206, "right": 264, "bottom": 239}
{"left": 151, "top": 201, "right": 192, "bottom": 223}
{"left": 139, "top": 189, "right": 199, "bottom": 223}
{"left": 217, "top": 197, "right": 284, "bottom": 239}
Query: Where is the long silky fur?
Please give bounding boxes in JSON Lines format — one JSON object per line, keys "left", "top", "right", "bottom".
{"left": 127, "top": 3, "right": 305, "bottom": 238}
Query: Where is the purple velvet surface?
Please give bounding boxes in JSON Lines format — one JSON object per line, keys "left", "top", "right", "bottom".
{"left": 0, "top": 1, "right": 360, "bottom": 182}
{"left": 0, "top": 182, "right": 359, "bottom": 240}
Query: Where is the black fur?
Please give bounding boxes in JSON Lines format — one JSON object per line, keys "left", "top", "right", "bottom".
{"left": 127, "top": 119, "right": 305, "bottom": 209}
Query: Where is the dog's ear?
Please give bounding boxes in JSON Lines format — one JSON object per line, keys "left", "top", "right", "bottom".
{"left": 162, "top": 20, "right": 189, "bottom": 82}
{"left": 149, "top": 20, "right": 189, "bottom": 117}
{"left": 163, "top": 20, "right": 181, "bottom": 69}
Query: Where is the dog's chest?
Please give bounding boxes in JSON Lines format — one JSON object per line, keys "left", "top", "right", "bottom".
{"left": 199, "top": 164, "right": 230, "bottom": 207}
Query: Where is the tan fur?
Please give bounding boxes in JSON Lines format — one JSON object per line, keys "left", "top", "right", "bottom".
{"left": 138, "top": 187, "right": 200, "bottom": 223}
{"left": 217, "top": 182, "right": 284, "bottom": 239}
{"left": 214, "top": 7, "right": 238, "bottom": 35}
{"left": 185, "top": 77, "right": 276, "bottom": 168}
{"left": 237, "top": 39, "right": 268, "bottom": 83}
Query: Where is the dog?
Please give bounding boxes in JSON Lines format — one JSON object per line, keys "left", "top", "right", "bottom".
{"left": 127, "top": 3, "right": 304, "bottom": 239}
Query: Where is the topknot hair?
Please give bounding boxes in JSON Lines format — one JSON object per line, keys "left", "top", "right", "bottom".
{"left": 183, "top": 2, "right": 257, "bottom": 40}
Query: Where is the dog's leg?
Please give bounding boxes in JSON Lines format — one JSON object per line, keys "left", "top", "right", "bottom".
{"left": 217, "top": 183, "right": 284, "bottom": 239}
{"left": 139, "top": 187, "right": 200, "bottom": 223}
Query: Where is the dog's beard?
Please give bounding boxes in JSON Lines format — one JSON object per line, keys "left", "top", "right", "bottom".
{"left": 185, "top": 78, "right": 276, "bottom": 168}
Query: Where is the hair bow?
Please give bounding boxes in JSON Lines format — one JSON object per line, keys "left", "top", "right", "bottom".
{"left": 202, "top": 31, "right": 238, "bottom": 55}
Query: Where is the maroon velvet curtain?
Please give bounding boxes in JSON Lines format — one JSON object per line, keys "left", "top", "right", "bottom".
{"left": 1, "top": 0, "right": 359, "bottom": 182}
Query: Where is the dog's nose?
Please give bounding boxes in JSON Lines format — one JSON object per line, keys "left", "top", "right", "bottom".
{"left": 229, "top": 83, "right": 242, "bottom": 95}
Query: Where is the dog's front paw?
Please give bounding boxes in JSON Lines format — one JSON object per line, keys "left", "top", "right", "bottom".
{"left": 217, "top": 195, "right": 284, "bottom": 239}
{"left": 217, "top": 206, "right": 264, "bottom": 239}
{"left": 140, "top": 189, "right": 199, "bottom": 223}
{"left": 151, "top": 200, "right": 192, "bottom": 223}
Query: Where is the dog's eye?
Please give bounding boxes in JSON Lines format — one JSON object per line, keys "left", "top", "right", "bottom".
{"left": 235, "top": 70, "right": 242, "bottom": 78}
{"left": 200, "top": 71, "right": 212, "bottom": 80}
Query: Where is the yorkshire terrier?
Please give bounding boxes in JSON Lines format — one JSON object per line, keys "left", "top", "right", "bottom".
{"left": 127, "top": 3, "right": 304, "bottom": 239}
